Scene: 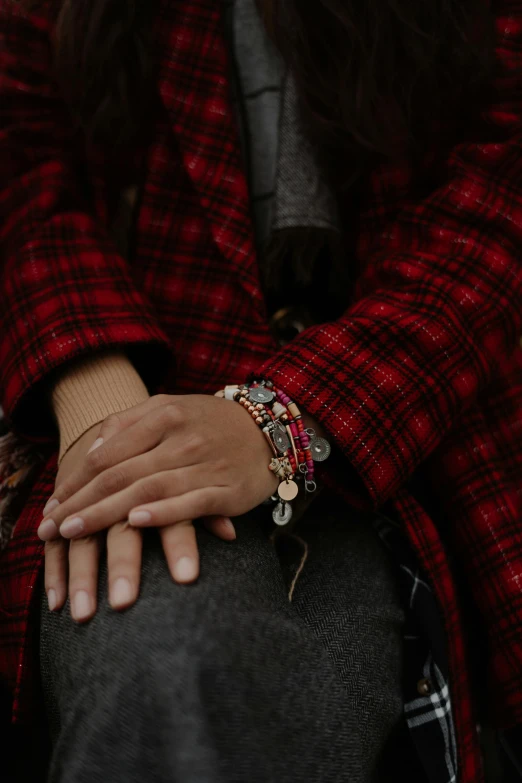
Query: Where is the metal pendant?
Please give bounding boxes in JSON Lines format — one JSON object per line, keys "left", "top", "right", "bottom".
{"left": 273, "top": 423, "right": 290, "bottom": 454}
{"left": 305, "top": 479, "right": 318, "bottom": 494}
{"left": 272, "top": 501, "right": 293, "bottom": 526}
{"left": 248, "top": 386, "right": 275, "bottom": 404}
{"left": 277, "top": 479, "right": 299, "bottom": 502}
{"left": 310, "top": 437, "right": 331, "bottom": 462}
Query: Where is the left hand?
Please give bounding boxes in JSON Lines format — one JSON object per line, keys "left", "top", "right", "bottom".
{"left": 38, "top": 394, "right": 279, "bottom": 541}
{"left": 43, "top": 418, "right": 237, "bottom": 622}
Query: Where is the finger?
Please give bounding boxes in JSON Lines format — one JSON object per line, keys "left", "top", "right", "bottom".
{"left": 128, "top": 487, "right": 226, "bottom": 529}
{"left": 159, "top": 521, "right": 200, "bottom": 583}
{"left": 44, "top": 538, "right": 69, "bottom": 611}
{"left": 51, "top": 397, "right": 179, "bottom": 505}
{"left": 48, "top": 394, "right": 172, "bottom": 506}
{"left": 107, "top": 522, "right": 142, "bottom": 610}
{"left": 39, "top": 423, "right": 209, "bottom": 543}
{"left": 39, "top": 447, "right": 170, "bottom": 540}
{"left": 40, "top": 422, "right": 105, "bottom": 524}
{"left": 202, "top": 515, "right": 236, "bottom": 541}
{"left": 68, "top": 534, "right": 102, "bottom": 623}
{"left": 55, "top": 465, "right": 209, "bottom": 539}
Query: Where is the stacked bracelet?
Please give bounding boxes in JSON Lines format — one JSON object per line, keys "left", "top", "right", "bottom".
{"left": 216, "top": 380, "right": 331, "bottom": 527}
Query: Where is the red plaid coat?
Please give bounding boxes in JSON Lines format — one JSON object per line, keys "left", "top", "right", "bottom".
{"left": 1, "top": 1, "right": 522, "bottom": 780}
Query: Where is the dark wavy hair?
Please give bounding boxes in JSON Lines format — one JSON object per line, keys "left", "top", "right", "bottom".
{"left": 260, "top": 0, "right": 493, "bottom": 180}
{"left": 30, "top": 0, "right": 494, "bottom": 176}
{"left": 51, "top": 0, "right": 154, "bottom": 148}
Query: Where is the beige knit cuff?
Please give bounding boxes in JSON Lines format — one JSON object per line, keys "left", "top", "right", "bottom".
{"left": 50, "top": 351, "right": 150, "bottom": 462}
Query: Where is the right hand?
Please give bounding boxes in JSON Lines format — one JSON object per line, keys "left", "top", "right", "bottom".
{"left": 44, "top": 419, "right": 236, "bottom": 623}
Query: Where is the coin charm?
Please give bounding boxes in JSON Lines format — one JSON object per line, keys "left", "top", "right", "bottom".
{"left": 277, "top": 479, "right": 299, "bottom": 502}
{"left": 310, "top": 437, "right": 331, "bottom": 462}
{"left": 273, "top": 423, "right": 290, "bottom": 454}
{"left": 248, "top": 386, "right": 275, "bottom": 404}
{"left": 273, "top": 502, "right": 293, "bottom": 526}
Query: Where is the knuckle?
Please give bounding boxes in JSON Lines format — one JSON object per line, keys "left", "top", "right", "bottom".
{"left": 197, "top": 489, "right": 220, "bottom": 517}
{"left": 142, "top": 406, "right": 168, "bottom": 435}
{"left": 162, "top": 402, "right": 182, "bottom": 427}
{"left": 211, "top": 455, "right": 229, "bottom": 476}
{"left": 52, "top": 481, "right": 71, "bottom": 503}
{"left": 183, "top": 434, "right": 205, "bottom": 457}
{"left": 108, "top": 556, "right": 137, "bottom": 575}
{"left": 44, "top": 541, "right": 68, "bottom": 579}
{"left": 107, "top": 524, "right": 141, "bottom": 549}
{"left": 151, "top": 393, "right": 171, "bottom": 406}
{"left": 97, "top": 468, "right": 127, "bottom": 496}
{"left": 144, "top": 403, "right": 181, "bottom": 437}
{"left": 85, "top": 444, "right": 108, "bottom": 472}
{"left": 69, "top": 534, "right": 99, "bottom": 552}
{"left": 102, "top": 412, "right": 122, "bottom": 430}
{"left": 45, "top": 538, "right": 66, "bottom": 556}
{"left": 137, "top": 475, "right": 166, "bottom": 504}
{"left": 179, "top": 434, "right": 206, "bottom": 462}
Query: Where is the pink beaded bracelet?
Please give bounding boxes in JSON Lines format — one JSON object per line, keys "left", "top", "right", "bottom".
{"left": 217, "top": 379, "right": 331, "bottom": 527}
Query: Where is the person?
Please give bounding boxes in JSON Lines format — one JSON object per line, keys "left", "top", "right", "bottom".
{"left": 0, "top": 0, "right": 521, "bottom": 780}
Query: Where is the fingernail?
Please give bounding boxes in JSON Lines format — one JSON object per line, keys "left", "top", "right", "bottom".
{"left": 128, "top": 510, "right": 152, "bottom": 526}
{"left": 37, "top": 519, "right": 58, "bottom": 541}
{"left": 87, "top": 437, "right": 104, "bottom": 454}
{"left": 110, "top": 577, "right": 133, "bottom": 608}
{"left": 60, "top": 517, "right": 85, "bottom": 538}
{"left": 47, "top": 589, "right": 57, "bottom": 612}
{"left": 173, "top": 557, "right": 198, "bottom": 583}
{"left": 43, "top": 498, "right": 60, "bottom": 517}
{"left": 222, "top": 518, "right": 236, "bottom": 538}
{"left": 72, "top": 591, "right": 92, "bottom": 621}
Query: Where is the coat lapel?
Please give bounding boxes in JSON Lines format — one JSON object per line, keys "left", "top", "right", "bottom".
{"left": 155, "top": 0, "right": 266, "bottom": 312}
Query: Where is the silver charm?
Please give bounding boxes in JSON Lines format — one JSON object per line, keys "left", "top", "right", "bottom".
{"left": 309, "top": 437, "right": 331, "bottom": 462}
{"left": 272, "top": 501, "right": 293, "bottom": 526}
{"left": 248, "top": 386, "right": 275, "bottom": 404}
{"left": 273, "top": 423, "right": 290, "bottom": 454}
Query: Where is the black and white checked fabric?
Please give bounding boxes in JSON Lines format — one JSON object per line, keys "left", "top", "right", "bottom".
{"left": 373, "top": 512, "right": 458, "bottom": 783}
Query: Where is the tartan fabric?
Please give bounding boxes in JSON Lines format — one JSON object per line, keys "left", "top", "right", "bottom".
{"left": 0, "top": 2, "right": 521, "bottom": 782}
{"left": 374, "top": 512, "right": 458, "bottom": 783}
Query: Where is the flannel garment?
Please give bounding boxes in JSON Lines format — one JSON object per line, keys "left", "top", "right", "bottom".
{"left": 1, "top": 3, "right": 522, "bottom": 782}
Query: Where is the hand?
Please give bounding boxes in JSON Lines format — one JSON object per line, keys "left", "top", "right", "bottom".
{"left": 40, "top": 394, "right": 278, "bottom": 543}
{"left": 44, "top": 405, "right": 237, "bottom": 622}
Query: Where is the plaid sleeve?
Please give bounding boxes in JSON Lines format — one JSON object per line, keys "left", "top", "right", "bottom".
{"left": 256, "top": 3, "right": 522, "bottom": 509}
{"left": 0, "top": 3, "right": 171, "bottom": 441}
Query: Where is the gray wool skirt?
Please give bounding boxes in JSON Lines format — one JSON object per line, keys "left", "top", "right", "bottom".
{"left": 39, "top": 494, "right": 405, "bottom": 783}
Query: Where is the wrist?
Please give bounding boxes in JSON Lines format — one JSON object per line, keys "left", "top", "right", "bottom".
{"left": 216, "top": 381, "right": 331, "bottom": 527}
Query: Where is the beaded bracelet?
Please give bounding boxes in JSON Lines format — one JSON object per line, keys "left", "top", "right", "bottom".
{"left": 216, "top": 380, "right": 331, "bottom": 527}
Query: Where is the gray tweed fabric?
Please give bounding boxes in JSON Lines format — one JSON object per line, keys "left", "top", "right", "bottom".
{"left": 39, "top": 497, "right": 404, "bottom": 783}
{"left": 225, "top": 0, "right": 340, "bottom": 253}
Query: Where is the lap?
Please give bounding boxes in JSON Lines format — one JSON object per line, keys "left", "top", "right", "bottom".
{"left": 39, "top": 500, "right": 405, "bottom": 783}
{"left": 40, "top": 515, "right": 292, "bottom": 678}
{"left": 40, "top": 500, "right": 402, "bottom": 679}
